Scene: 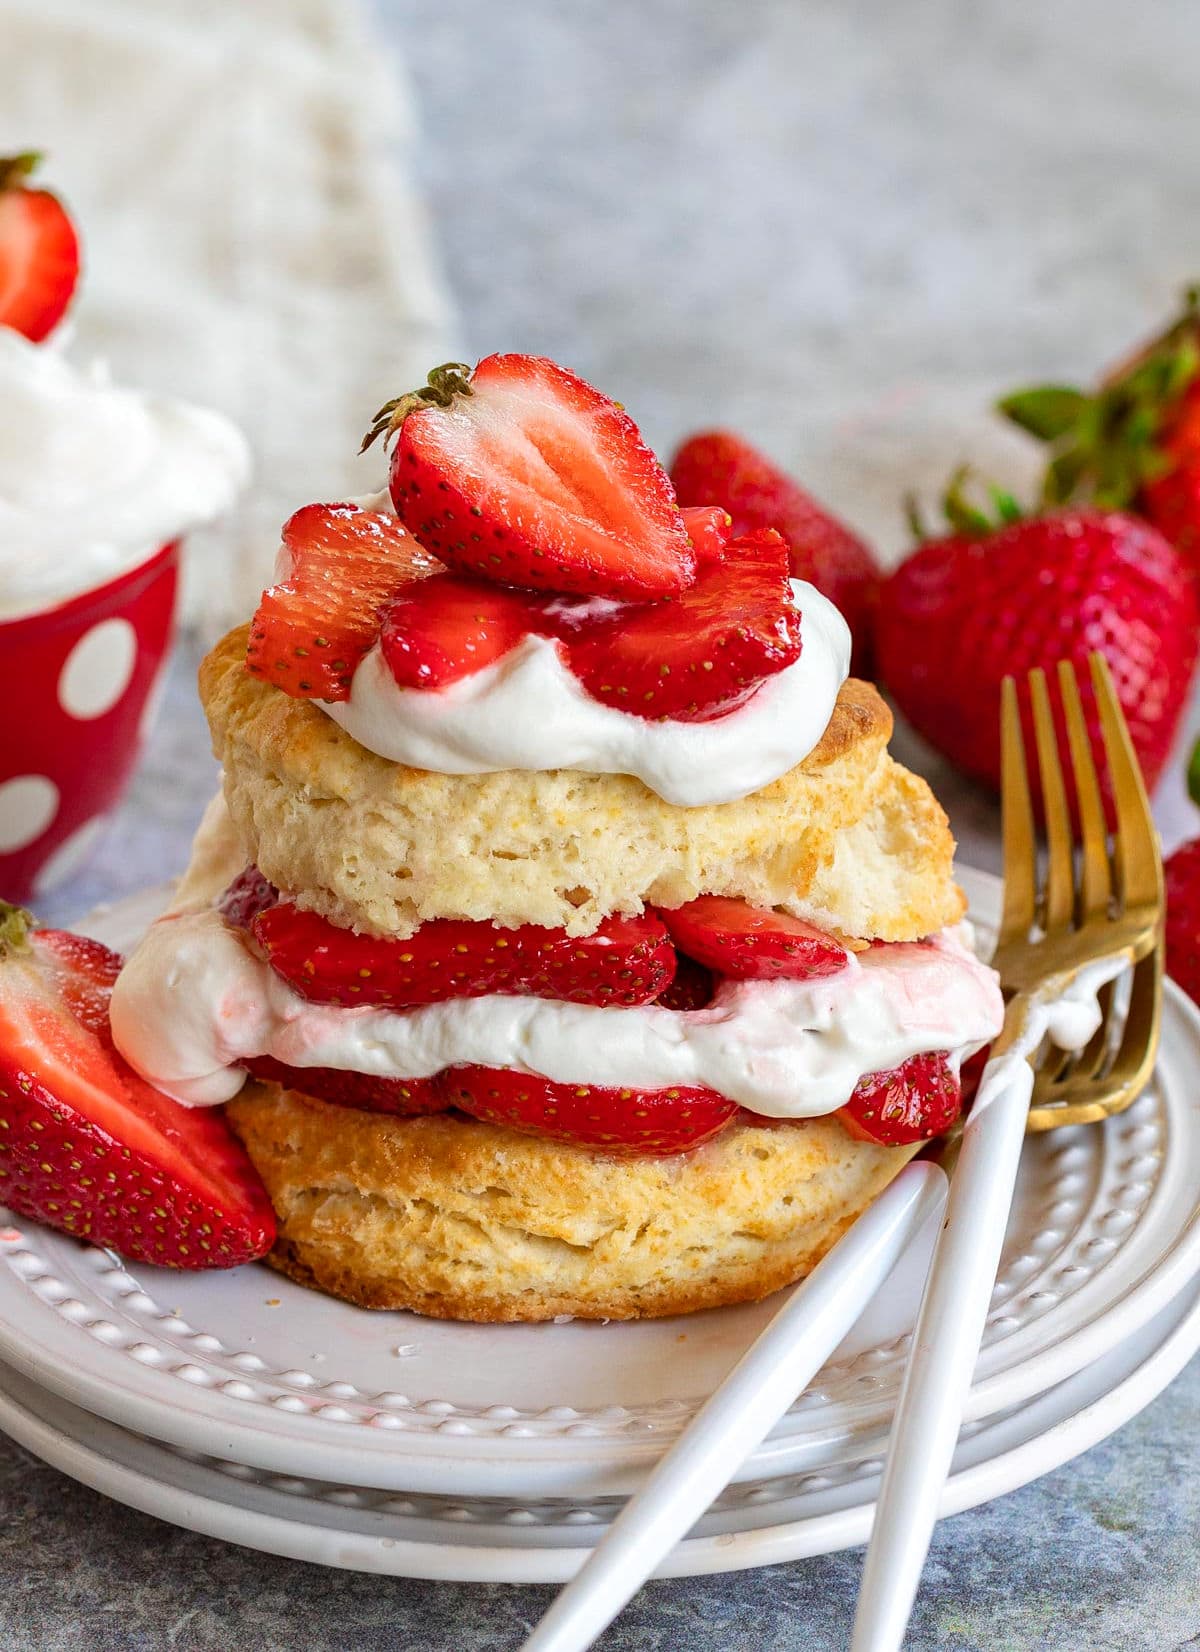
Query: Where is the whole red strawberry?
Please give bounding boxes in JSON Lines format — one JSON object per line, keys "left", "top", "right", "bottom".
{"left": 0, "top": 152, "right": 80, "bottom": 342}
{"left": 999, "top": 286, "right": 1200, "bottom": 581}
{"left": 1164, "top": 741, "right": 1200, "bottom": 1007}
{"left": 875, "top": 480, "right": 1198, "bottom": 798}
{"left": 669, "top": 430, "right": 880, "bottom": 673}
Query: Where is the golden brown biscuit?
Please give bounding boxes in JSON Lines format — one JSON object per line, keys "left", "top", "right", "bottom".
{"left": 201, "top": 627, "right": 964, "bottom": 941}
{"left": 226, "top": 1082, "right": 918, "bottom": 1322}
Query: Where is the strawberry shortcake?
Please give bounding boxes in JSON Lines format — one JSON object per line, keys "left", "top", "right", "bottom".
{"left": 107, "top": 355, "right": 1004, "bottom": 1320}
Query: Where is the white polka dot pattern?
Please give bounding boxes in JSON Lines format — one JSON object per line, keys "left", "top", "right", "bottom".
{"left": 0, "top": 773, "right": 59, "bottom": 852}
{"left": 57, "top": 618, "right": 138, "bottom": 720}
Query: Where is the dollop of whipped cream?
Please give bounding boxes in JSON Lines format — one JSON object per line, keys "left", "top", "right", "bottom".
{"left": 0, "top": 326, "right": 250, "bottom": 619}
{"left": 320, "top": 579, "right": 852, "bottom": 808}
{"left": 110, "top": 904, "right": 1004, "bottom": 1115}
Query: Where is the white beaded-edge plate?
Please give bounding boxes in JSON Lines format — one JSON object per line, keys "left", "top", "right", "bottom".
{"left": 0, "top": 1275, "right": 1198, "bottom": 1581}
{"left": 0, "top": 869, "right": 1198, "bottom": 1499}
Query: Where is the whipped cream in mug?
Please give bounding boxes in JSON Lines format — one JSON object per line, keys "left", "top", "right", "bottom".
{"left": 0, "top": 327, "right": 250, "bottom": 620}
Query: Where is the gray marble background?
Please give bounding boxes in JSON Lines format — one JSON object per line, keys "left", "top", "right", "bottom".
{"left": 8, "top": 0, "right": 1200, "bottom": 1647}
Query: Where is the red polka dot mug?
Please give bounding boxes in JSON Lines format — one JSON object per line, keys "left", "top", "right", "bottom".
{"left": 0, "top": 541, "right": 180, "bottom": 902}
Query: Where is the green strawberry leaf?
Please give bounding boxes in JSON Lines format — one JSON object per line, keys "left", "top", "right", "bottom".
{"left": 1189, "top": 740, "right": 1200, "bottom": 811}
{"left": 997, "top": 385, "right": 1089, "bottom": 442}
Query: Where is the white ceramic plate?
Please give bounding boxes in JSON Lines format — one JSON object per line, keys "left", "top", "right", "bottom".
{"left": 0, "top": 870, "right": 1197, "bottom": 1499}
{"left": 1, "top": 1273, "right": 1197, "bottom": 1581}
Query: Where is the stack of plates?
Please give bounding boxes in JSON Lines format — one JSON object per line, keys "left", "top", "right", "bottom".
{"left": 2, "top": 869, "right": 1198, "bottom": 1582}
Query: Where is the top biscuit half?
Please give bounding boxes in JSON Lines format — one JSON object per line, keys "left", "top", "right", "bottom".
{"left": 201, "top": 625, "right": 965, "bottom": 942}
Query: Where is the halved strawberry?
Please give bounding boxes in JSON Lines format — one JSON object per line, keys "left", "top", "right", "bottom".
{"left": 564, "top": 530, "right": 802, "bottom": 721}
{"left": 363, "top": 355, "right": 696, "bottom": 599}
{"left": 380, "top": 571, "right": 549, "bottom": 690}
{"left": 838, "top": 1052, "right": 962, "bottom": 1145}
{"left": 443, "top": 1065, "right": 737, "bottom": 1155}
{"left": 0, "top": 153, "right": 80, "bottom": 342}
{"left": 244, "top": 1055, "right": 447, "bottom": 1116}
{"left": 659, "top": 895, "right": 847, "bottom": 980}
{"left": 0, "top": 907, "right": 275, "bottom": 1268}
{"left": 216, "top": 866, "right": 279, "bottom": 930}
{"left": 680, "top": 504, "right": 733, "bottom": 567}
{"left": 246, "top": 904, "right": 676, "bottom": 1010}
{"left": 246, "top": 502, "right": 440, "bottom": 700}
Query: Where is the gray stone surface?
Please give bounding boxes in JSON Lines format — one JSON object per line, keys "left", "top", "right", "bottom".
{"left": 7, "top": 0, "right": 1200, "bottom": 1646}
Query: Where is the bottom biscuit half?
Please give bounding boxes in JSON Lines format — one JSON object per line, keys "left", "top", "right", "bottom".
{"left": 226, "top": 1083, "right": 918, "bottom": 1322}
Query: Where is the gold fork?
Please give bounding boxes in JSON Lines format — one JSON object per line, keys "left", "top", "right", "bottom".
{"left": 850, "top": 653, "right": 1165, "bottom": 1652}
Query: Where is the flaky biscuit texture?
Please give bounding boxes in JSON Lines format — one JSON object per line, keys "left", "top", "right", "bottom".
{"left": 201, "top": 628, "right": 964, "bottom": 940}
{"left": 227, "top": 1084, "right": 917, "bottom": 1321}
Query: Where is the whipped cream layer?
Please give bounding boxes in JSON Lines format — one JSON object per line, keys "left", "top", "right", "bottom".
{"left": 0, "top": 327, "right": 250, "bottom": 619}
{"left": 110, "top": 905, "right": 1004, "bottom": 1116}
{"left": 320, "top": 579, "right": 852, "bottom": 808}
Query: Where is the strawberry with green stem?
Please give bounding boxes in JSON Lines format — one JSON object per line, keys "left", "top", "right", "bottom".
{"left": 999, "top": 285, "right": 1200, "bottom": 580}
{"left": 876, "top": 470, "right": 1198, "bottom": 800}
{"left": 363, "top": 355, "right": 697, "bottom": 600}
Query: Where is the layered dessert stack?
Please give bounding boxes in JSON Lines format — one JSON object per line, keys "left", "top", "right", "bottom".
{"left": 112, "top": 354, "right": 1003, "bottom": 1321}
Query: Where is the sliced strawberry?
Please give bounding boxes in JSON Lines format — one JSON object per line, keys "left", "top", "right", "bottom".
{"left": 679, "top": 504, "right": 733, "bottom": 567}
{"left": 0, "top": 153, "right": 80, "bottom": 342}
{"left": 0, "top": 908, "right": 275, "bottom": 1268}
{"left": 564, "top": 530, "right": 802, "bottom": 721}
{"left": 655, "top": 952, "right": 716, "bottom": 1011}
{"left": 216, "top": 866, "right": 280, "bottom": 931}
{"left": 659, "top": 895, "right": 847, "bottom": 980}
{"left": 670, "top": 429, "right": 880, "bottom": 673}
{"left": 838, "top": 1053, "right": 962, "bottom": 1145}
{"left": 443, "top": 1065, "right": 737, "bottom": 1155}
{"left": 246, "top": 502, "right": 440, "bottom": 701}
{"left": 246, "top": 904, "right": 676, "bottom": 1009}
{"left": 244, "top": 1055, "right": 447, "bottom": 1116}
{"left": 380, "top": 571, "right": 550, "bottom": 690}
{"left": 365, "top": 355, "right": 696, "bottom": 599}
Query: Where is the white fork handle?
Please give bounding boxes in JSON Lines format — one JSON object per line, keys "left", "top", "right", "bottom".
{"left": 520, "top": 1160, "right": 948, "bottom": 1652}
{"left": 850, "top": 1057, "right": 1032, "bottom": 1652}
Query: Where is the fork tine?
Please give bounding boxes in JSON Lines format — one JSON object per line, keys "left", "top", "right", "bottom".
{"left": 1104, "top": 949, "right": 1163, "bottom": 1110}
{"left": 1028, "top": 668, "right": 1075, "bottom": 933}
{"left": 997, "top": 675, "right": 1037, "bottom": 947}
{"left": 1089, "top": 654, "right": 1162, "bottom": 914}
{"left": 1058, "top": 659, "right": 1111, "bottom": 921}
{"left": 1038, "top": 952, "right": 1162, "bottom": 1125}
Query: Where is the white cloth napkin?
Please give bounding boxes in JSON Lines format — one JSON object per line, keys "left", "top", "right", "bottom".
{"left": 1, "top": 0, "right": 456, "bottom": 633}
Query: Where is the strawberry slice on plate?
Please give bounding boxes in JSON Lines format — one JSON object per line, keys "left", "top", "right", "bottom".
{"left": 0, "top": 152, "right": 80, "bottom": 342}
{"left": 246, "top": 502, "right": 440, "bottom": 701}
{"left": 380, "top": 571, "right": 549, "bottom": 690}
{"left": 838, "top": 1052, "right": 962, "bottom": 1145}
{"left": 244, "top": 1056, "right": 447, "bottom": 1116}
{"left": 363, "top": 355, "right": 696, "bottom": 600}
{"left": 0, "top": 908, "right": 275, "bottom": 1268}
{"left": 245, "top": 902, "right": 676, "bottom": 1010}
{"left": 564, "top": 529, "right": 802, "bottom": 721}
{"left": 659, "top": 896, "right": 848, "bottom": 980}
{"left": 443, "top": 1065, "right": 738, "bottom": 1156}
